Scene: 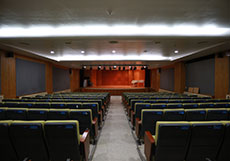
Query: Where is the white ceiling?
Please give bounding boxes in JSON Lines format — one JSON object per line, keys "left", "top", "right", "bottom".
{"left": 0, "top": 0, "right": 229, "bottom": 68}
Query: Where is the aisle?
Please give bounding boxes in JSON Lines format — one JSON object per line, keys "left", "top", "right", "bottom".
{"left": 92, "top": 96, "right": 141, "bottom": 161}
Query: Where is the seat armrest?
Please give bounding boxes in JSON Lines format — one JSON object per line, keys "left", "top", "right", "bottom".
{"left": 131, "top": 111, "right": 135, "bottom": 126}
{"left": 92, "top": 117, "right": 98, "bottom": 138}
{"left": 80, "top": 130, "right": 90, "bottom": 161}
{"left": 135, "top": 118, "right": 141, "bottom": 138}
{"left": 144, "top": 131, "right": 155, "bottom": 161}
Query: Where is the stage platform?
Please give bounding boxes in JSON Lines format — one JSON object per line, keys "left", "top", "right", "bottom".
{"left": 80, "top": 86, "right": 150, "bottom": 95}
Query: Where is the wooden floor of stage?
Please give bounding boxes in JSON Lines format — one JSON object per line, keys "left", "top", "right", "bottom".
{"left": 84, "top": 85, "right": 146, "bottom": 89}
{"left": 81, "top": 85, "right": 149, "bottom": 95}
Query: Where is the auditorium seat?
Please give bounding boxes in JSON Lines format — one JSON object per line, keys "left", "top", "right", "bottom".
{"left": 27, "top": 109, "right": 48, "bottom": 120}
{"left": 10, "top": 121, "right": 49, "bottom": 161}
{"left": 132, "top": 103, "right": 151, "bottom": 125}
{"left": 0, "top": 108, "right": 7, "bottom": 120}
{"left": 0, "top": 121, "right": 18, "bottom": 161}
{"left": 47, "top": 109, "right": 69, "bottom": 120}
{"left": 7, "top": 108, "right": 27, "bottom": 120}
{"left": 139, "top": 109, "right": 163, "bottom": 137}
{"left": 185, "top": 109, "right": 206, "bottom": 121}
{"left": 66, "top": 102, "right": 82, "bottom": 109}
{"left": 183, "top": 103, "right": 198, "bottom": 109}
{"left": 44, "top": 120, "right": 89, "bottom": 161}
{"left": 186, "top": 122, "right": 225, "bottom": 161}
{"left": 50, "top": 102, "right": 66, "bottom": 108}
{"left": 34, "top": 102, "right": 50, "bottom": 108}
{"left": 151, "top": 103, "right": 167, "bottom": 109}
{"left": 82, "top": 103, "right": 99, "bottom": 119}
{"left": 69, "top": 109, "right": 92, "bottom": 134}
{"left": 217, "top": 121, "right": 230, "bottom": 161}
{"left": 206, "top": 109, "right": 228, "bottom": 121}
{"left": 167, "top": 103, "right": 183, "bottom": 109}
{"left": 144, "top": 121, "right": 191, "bottom": 161}
{"left": 163, "top": 109, "right": 185, "bottom": 121}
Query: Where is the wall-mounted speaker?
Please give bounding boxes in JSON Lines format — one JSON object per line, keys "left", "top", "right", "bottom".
{"left": 69, "top": 68, "right": 72, "bottom": 74}
{"left": 158, "top": 68, "right": 161, "bottom": 73}
{"left": 5, "top": 52, "right": 14, "bottom": 58}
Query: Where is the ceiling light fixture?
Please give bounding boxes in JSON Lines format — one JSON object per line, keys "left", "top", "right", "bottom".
{"left": 113, "top": 66, "right": 117, "bottom": 69}
{"left": 123, "top": 67, "right": 126, "bottom": 70}
{"left": 103, "top": 66, "right": 106, "bottom": 70}
{"left": 174, "top": 50, "right": 179, "bottom": 54}
{"left": 50, "top": 50, "right": 55, "bottom": 54}
{"left": 112, "top": 50, "right": 116, "bottom": 53}
{"left": 81, "top": 50, "right": 85, "bottom": 54}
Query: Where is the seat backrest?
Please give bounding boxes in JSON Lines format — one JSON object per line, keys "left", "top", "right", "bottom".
{"left": 27, "top": 109, "right": 49, "bottom": 120}
{"left": 69, "top": 109, "right": 92, "bottom": 134}
{"left": 10, "top": 121, "right": 49, "bottom": 161}
{"left": 135, "top": 103, "right": 151, "bottom": 119}
{"left": 7, "top": 108, "right": 27, "bottom": 120}
{"left": 199, "top": 103, "right": 215, "bottom": 108}
{"left": 0, "top": 121, "right": 18, "bottom": 161}
{"left": 151, "top": 103, "right": 167, "bottom": 109}
{"left": 183, "top": 103, "right": 198, "bottom": 109}
{"left": 0, "top": 108, "right": 7, "bottom": 120}
{"left": 34, "top": 102, "right": 50, "bottom": 109}
{"left": 154, "top": 121, "right": 191, "bottom": 161}
{"left": 186, "top": 121, "right": 225, "bottom": 161}
{"left": 44, "top": 121, "right": 81, "bottom": 161}
{"left": 82, "top": 102, "right": 99, "bottom": 118}
{"left": 50, "top": 102, "right": 66, "bottom": 108}
{"left": 167, "top": 103, "right": 183, "bottom": 109}
{"left": 47, "top": 109, "right": 69, "bottom": 120}
{"left": 185, "top": 109, "right": 206, "bottom": 121}
{"left": 206, "top": 109, "right": 228, "bottom": 121}
{"left": 163, "top": 109, "right": 185, "bottom": 121}
{"left": 66, "top": 102, "right": 82, "bottom": 109}
{"left": 141, "top": 109, "right": 163, "bottom": 135}
{"left": 217, "top": 121, "right": 230, "bottom": 161}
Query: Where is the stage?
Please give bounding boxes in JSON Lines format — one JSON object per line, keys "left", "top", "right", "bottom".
{"left": 80, "top": 85, "right": 150, "bottom": 95}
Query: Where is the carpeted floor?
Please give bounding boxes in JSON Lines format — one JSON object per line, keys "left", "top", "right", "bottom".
{"left": 92, "top": 96, "right": 141, "bottom": 161}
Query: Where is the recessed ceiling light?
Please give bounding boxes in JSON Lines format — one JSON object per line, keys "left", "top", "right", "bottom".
{"left": 81, "top": 50, "right": 85, "bottom": 54}
{"left": 174, "top": 50, "right": 179, "bottom": 54}
{"left": 50, "top": 51, "right": 55, "bottom": 54}
{"left": 112, "top": 50, "right": 116, "bottom": 53}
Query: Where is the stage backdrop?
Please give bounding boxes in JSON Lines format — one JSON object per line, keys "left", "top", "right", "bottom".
{"left": 84, "top": 70, "right": 145, "bottom": 87}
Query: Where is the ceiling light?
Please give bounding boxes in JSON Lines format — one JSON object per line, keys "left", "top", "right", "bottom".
{"left": 123, "top": 67, "right": 126, "bottom": 70}
{"left": 174, "top": 50, "right": 179, "bottom": 54}
{"left": 83, "top": 66, "right": 86, "bottom": 69}
{"left": 103, "top": 66, "right": 106, "bottom": 70}
{"left": 109, "top": 67, "right": 112, "bottom": 70}
{"left": 112, "top": 50, "right": 116, "bottom": 53}
{"left": 129, "top": 66, "right": 133, "bottom": 70}
{"left": 50, "top": 50, "right": 55, "bottom": 54}
{"left": 134, "top": 67, "right": 137, "bottom": 70}
{"left": 81, "top": 50, "right": 85, "bottom": 54}
{"left": 118, "top": 66, "right": 121, "bottom": 70}
{"left": 98, "top": 66, "right": 101, "bottom": 70}
{"left": 90, "top": 66, "right": 92, "bottom": 70}
{"left": 113, "top": 66, "right": 117, "bottom": 69}
{"left": 1, "top": 24, "right": 229, "bottom": 38}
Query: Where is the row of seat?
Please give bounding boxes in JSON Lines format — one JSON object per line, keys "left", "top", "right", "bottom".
{"left": 130, "top": 102, "right": 230, "bottom": 126}
{"left": 0, "top": 120, "right": 90, "bottom": 161}
{"left": 144, "top": 121, "right": 230, "bottom": 161}
{"left": 0, "top": 107, "right": 98, "bottom": 140}
{"left": 135, "top": 108, "right": 230, "bottom": 139}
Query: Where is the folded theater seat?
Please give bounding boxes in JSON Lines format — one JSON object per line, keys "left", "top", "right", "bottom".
{"left": 144, "top": 121, "right": 229, "bottom": 161}
{"left": 0, "top": 120, "right": 90, "bottom": 161}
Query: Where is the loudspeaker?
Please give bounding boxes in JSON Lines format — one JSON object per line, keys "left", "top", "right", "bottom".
{"left": 69, "top": 68, "right": 72, "bottom": 74}
{"left": 158, "top": 68, "right": 161, "bottom": 73}
{"left": 217, "top": 53, "right": 224, "bottom": 58}
{"left": 145, "top": 69, "right": 151, "bottom": 87}
{"left": 5, "top": 52, "right": 14, "bottom": 58}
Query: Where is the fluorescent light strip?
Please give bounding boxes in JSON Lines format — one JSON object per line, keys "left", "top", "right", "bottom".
{"left": 0, "top": 24, "right": 229, "bottom": 37}
{"left": 55, "top": 54, "right": 171, "bottom": 61}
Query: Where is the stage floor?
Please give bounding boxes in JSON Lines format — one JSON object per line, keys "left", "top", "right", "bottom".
{"left": 84, "top": 85, "right": 146, "bottom": 90}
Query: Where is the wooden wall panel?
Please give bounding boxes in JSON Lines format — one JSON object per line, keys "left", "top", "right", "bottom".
{"left": 215, "top": 54, "right": 229, "bottom": 98}
{"left": 45, "top": 63, "right": 53, "bottom": 94}
{"left": 1, "top": 53, "right": 16, "bottom": 98}
{"left": 174, "top": 62, "right": 185, "bottom": 93}
{"left": 70, "top": 69, "right": 80, "bottom": 92}
{"left": 91, "top": 70, "right": 97, "bottom": 87}
{"left": 101, "top": 70, "right": 129, "bottom": 85}
{"left": 150, "top": 69, "right": 160, "bottom": 91}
